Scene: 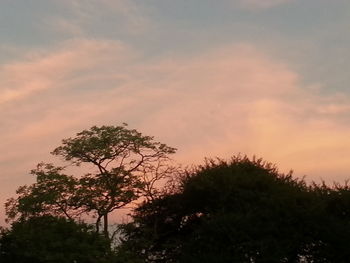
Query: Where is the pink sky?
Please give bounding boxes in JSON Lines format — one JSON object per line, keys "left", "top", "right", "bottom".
{"left": 1, "top": 0, "right": 350, "bottom": 225}
{"left": 2, "top": 40, "right": 350, "bottom": 225}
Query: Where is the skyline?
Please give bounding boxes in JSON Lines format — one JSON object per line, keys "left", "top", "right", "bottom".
{"left": 1, "top": 0, "right": 350, "bottom": 224}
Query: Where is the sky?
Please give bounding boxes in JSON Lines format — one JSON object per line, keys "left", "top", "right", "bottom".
{"left": 1, "top": 0, "right": 350, "bottom": 225}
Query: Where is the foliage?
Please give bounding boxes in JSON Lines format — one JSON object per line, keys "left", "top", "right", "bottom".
{"left": 118, "top": 156, "right": 350, "bottom": 262}
{"left": 5, "top": 163, "right": 79, "bottom": 221}
{"left": 6, "top": 124, "right": 176, "bottom": 238}
{"left": 0, "top": 215, "right": 112, "bottom": 263}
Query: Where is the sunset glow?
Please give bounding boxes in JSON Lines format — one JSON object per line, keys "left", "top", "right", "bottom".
{"left": 1, "top": 0, "right": 349, "bottom": 225}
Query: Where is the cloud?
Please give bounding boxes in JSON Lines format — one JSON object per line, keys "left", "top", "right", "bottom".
{"left": 1, "top": 39, "right": 350, "bottom": 224}
{"left": 48, "top": 17, "right": 85, "bottom": 37}
{"left": 237, "top": 0, "right": 293, "bottom": 9}
{"left": 0, "top": 39, "right": 129, "bottom": 104}
{"left": 52, "top": 0, "right": 152, "bottom": 36}
{"left": 129, "top": 45, "right": 350, "bottom": 182}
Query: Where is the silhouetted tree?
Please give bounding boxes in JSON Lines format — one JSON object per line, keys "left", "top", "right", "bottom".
{"left": 5, "top": 163, "right": 79, "bottom": 221}
{"left": 6, "top": 124, "right": 176, "bottom": 238}
{"left": 0, "top": 215, "right": 112, "bottom": 263}
{"left": 118, "top": 156, "right": 350, "bottom": 262}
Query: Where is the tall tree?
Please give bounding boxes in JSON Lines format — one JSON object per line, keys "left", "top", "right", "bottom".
{"left": 6, "top": 124, "right": 176, "bottom": 238}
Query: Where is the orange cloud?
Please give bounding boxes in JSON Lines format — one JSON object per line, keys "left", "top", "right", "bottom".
{"left": 0, "top": 39, "right": 131, "bottom": 103}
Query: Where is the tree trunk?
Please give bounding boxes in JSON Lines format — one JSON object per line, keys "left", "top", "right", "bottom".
{"left": 95, "top": 216, "right": 101, "bottom": 233}
{"left": 103, "top": 214, "right": 109, "bottom": 239}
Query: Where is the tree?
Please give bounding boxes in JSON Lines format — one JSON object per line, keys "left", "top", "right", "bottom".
{"left": 6, "top": 124, "right": 176, "bottom": 238}
{"left": 118, "top": 156, "right": 350, "bottom": 262}
{"left": 5, "top": 163, "right": 79, "bottom": 221}
{"left": 0, "top": 215, "right": 112, "bottom": 263}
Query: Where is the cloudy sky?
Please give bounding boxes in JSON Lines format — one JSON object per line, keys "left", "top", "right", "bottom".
{"left": 1, "top": 0, "right": 350, "bottom": 224}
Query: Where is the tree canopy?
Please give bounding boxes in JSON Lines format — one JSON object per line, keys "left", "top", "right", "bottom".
{"left": 5, "top": 124, "right": 176, "bottom": 238}
{"left": 0, "top": 216, "right": 112, "bottom": 263}
{"left": 118, "top": 156, "right": 350, "bottom": 262}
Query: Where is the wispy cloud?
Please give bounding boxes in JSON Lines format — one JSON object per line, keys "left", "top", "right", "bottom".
{"left": 237, "top": 0, "right": 294, "bottom": 9}
{"left": 52, "top": 0, "right": 152, "bottom": 36}
{"left": 0, "top": 38, "right": 130, "bottom": 102}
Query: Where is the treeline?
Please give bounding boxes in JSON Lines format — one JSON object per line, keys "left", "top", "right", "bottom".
{"left": 1, "top": 124, "right": 350, "bottom": 262}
